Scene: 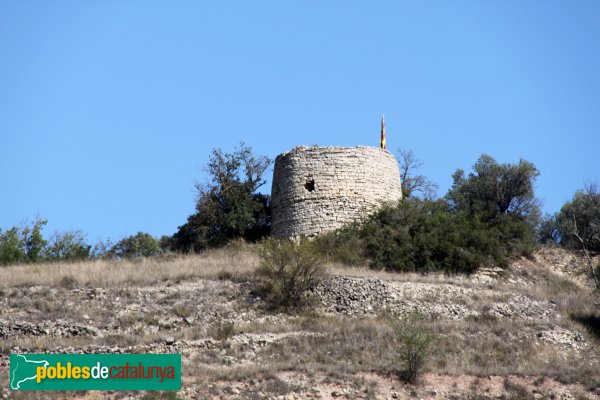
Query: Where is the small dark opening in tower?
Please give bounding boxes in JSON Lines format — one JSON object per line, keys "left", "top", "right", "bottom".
{"left": 304, "top": 180, "right": 315, "bottom": 192}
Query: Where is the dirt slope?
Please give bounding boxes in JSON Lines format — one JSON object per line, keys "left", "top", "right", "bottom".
{"left": 1, "top": 247, "right": 599, "bottom": 399}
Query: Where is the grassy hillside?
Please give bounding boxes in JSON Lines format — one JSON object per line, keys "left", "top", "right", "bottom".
{"left": 1, "top": 245, "right": 599, "bottom": 399}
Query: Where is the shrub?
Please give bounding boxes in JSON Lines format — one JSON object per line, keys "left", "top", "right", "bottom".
{"left": 210, "top": 321, "right": 235, "bottom": 341}
{"left": 109, "top": 232, "right": 161, "bottom": 259}
{"left": 59, "top": 275, "right": 78, "bottom": 289}
{"left": 320, "top": 198, "right": 534, "bottom": 273}
{"left": 312, "top": 226, "right": 364, "bottom": 266}
{"left": 392, "top": 316, "right": 436, "bottom": 383}
{"left": 315, "top": 154, "right": 540, "bottom": 273}
{"left": 503, "top": 380, "right": 534, "bottom": 400}
{"left": 255, "top": 238, "right": 325, "bottom": 311}
{"left": 173, "top": 304, "right": 193, "bottom": 319}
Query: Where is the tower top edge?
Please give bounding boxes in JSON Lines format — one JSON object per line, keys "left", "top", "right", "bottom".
{"left": 275, "top": 145, "right": 395, "bottom": 160}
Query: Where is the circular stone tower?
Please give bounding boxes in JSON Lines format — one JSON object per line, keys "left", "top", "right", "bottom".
{"left": 271, "top": 146, "right": 403, "bottom": 238}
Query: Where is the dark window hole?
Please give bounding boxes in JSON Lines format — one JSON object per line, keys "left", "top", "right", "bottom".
{"left": 305, "top": 180, "right": 315, "bottom": 192}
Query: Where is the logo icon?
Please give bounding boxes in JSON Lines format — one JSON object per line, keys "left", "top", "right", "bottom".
{"left": 10, "top": 353, "right": 181, "bottom": 391}
{"left": 11, "top": 354, "right": 50, "bottom": 390}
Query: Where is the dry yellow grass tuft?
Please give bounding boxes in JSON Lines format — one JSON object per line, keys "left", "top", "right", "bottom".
{"left": 0, "top": 245, "right": 259, "bottom": 288}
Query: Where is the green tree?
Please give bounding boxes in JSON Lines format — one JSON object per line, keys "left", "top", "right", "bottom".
{"left": 173, "top": 143, "right": 271, "bottom": 252}
{"left": 556, "top": 183, "right": 600, "bottom": 253}
{"left": 555, "top": 183, "right": 600, "bottom": 287}
{"left": 0, "top": 218, "right": 48, "bottom": 265}
{"left": 0, "top": 227, "right": 26, "bottom": 265}
{"left": 21, "top": 218, "right": 48, "bottom": 263}
{"left": 446, "top": 154, "right": 540, "bottom": 224}
{"left": 109, "top": 232, "right": 161, "bottom": 259}
{"left": 45, "top": 230, "right": 91, "bottom": 261}
{"left": 158, "top": 235, "right": 174, "bottom": 253}
{"left": 537, "top": 213, "right": 559, "bottom": 245}
{"left": 90, "top": 238, "right": 114, "bottom": 259}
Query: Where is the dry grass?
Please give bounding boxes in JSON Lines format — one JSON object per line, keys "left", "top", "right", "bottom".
{"left": 326, "top": 263, "right": 526, "bottom": 300}
{"left": 0, "top": 245, "right": 259, "bottom": 288}
{"left": 223, "top": 314, "right": 600, "bottom": 388}
{"left": 327, "top": 262, "right": 482, "bottom": 286}
{"left": 3, "top": 245, "right": 600, "bottom": 398}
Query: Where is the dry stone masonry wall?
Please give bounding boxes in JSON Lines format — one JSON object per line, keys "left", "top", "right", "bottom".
{"left": 271, "top": 146, "right": 403, "bottom": 238}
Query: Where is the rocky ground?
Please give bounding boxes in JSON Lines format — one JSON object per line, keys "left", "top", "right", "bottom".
{"left": 0, "top": 247, "right": 599, "bottom": 399}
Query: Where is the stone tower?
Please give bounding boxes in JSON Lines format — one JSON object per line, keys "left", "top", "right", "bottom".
{"left": 271, "top": 145, "right": 402, "bottom": 238}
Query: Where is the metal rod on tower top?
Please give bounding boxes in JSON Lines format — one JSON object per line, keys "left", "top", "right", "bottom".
{"left": 380, "top": 115, "right": 386, "bottom": 150}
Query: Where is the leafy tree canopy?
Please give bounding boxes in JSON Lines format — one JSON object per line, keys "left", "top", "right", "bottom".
{"left": 446, "top": 154, "right": 540, "bottom": 224}
{"left": 555, "top": 183, "right": 600, "bottom": 253}
{"left": 109, "top": 232, "right": 161, "bottom": 259}
{"left": 45, "top": 230, "right": 91, "bottom": 261}
{"left": 172, "top": 142, "right": 271, "bottom": 252}
{"left": 0, "top": 218, "right": 47, "bottom": 265}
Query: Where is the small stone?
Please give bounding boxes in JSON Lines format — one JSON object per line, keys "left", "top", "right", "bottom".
{"left": 165, "top": 337, "right": 176, "bottom": 345}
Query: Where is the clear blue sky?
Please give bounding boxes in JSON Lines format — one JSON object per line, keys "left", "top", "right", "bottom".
{"left": 1, "top": 1, "right": 599, "bottom": 242}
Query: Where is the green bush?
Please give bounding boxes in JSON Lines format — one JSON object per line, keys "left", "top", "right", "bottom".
{"left": 314, "top": 155, "right": 539, "bottom": 273}
{"left": 109, "top": 232, "right": 161, "bottom": 259}
{"left": 255, "top": 238, "right": 325, "bottom": 311}
{"left": 320, "top": 198, "right": 534, "bottom": 273}
{"left": 392, "top": 316, "right": 436, "bottom": 383}
{"left": 313, "top": 226, "right": 365, "bottom": 266}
